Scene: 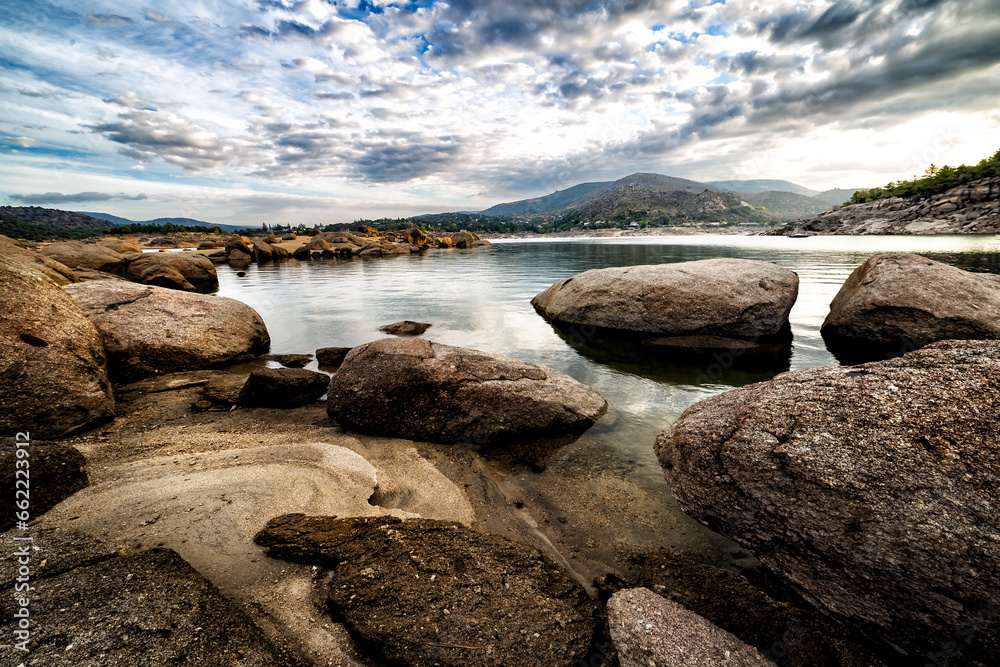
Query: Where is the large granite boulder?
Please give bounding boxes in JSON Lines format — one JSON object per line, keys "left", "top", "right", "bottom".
{"left": 0, "top": 256, "right": 114, "bottom": 438}
{"left": 0, "top": 237, "right": 79, "bottom": 285}
{"left": 821, "top": 253, "right": 1000, "bottom": 360}
{"left": 103, "top": 239, "right": 142, "bottom": 254}
{"left": 65, "top": 281, "right": 270, "bottom": 382}
{"left": 326, "top": 338, "right": 607, "bottom": 444}
{"left": 40, "top": 241, "right": 126, "bottom": 273}
{"left": 238, "top": 368, "right": 328, "bottom": 408}
{"left": 0, "top": 442, "right": 87, "bottom": 530}
{"left": 655, "top": 340, "right": 1000, "bottom": 663}
{"left": 125, "top": 251, "right": 219, "bottom": 292}
{"left": 255, "top": 514, "right": 597, "bottom": 667}
{"left": 609, "top": 588, "right": 776, "bottom": 667}
{"left": 532, "top": 259, "right": 799, "bottom": 338}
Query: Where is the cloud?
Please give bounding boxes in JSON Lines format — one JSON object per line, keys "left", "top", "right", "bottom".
{"left": 86, "top": 13, "right": 134, "bottom": 28}
{"left": 3, "top": 136, "right": 37, "bottom": 148}
{"left": 9, "top": 192, "right": 149, "bottom": 205}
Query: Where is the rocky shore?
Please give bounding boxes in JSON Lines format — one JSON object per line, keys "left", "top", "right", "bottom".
{"left": 3, "top": 231, "right": 1000, "bottom": 666}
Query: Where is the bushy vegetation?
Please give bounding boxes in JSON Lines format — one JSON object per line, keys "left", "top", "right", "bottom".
{"left": 851, "top": 148, "right": 1000, "bottom": 204}
{"left": 111, "top": 222, "right": 224, "bottom": 235}
{"left": 0, "top": 206, "right": 110, "bottom": 241}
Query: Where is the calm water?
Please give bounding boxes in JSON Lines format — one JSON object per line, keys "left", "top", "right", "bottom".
{"left": 214, "top": 234, "right": 1000, "bottom": 568}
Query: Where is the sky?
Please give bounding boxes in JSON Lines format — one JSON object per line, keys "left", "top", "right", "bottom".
{"left": 2, "top": 0, "right": 1000, "bottom": 226}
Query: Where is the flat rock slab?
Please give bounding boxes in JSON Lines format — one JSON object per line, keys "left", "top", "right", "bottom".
{"left": 379, "top": 320, "right": 432, "bottom": 336}
{"left": 532, "top": 259, "right": 799, "bottom": 338}
{"left": 0, "top": 442, "right": 87, "bottom": 531}
{"left": 609, "top": 588, "right": 776, "bottom": 667}
{"left": 240, "top": 368, "right": 329, "bottom": 408}
{"left": 40, "top": 241, "right": 126, "bottom": 273}
{"left": 254, "top": 514, "right": 598, "bottom": 667}
{"left": 326, "top": 337, "right": 607, "bottom": 444}
{"left": 656, "top": 339, "right": 1000, "bottom": 662}
{"left": 0, "top": 528, "right": 288, "bottom": 666}
{"left": 65, "top": 280, "right": 270, "bottom": 382}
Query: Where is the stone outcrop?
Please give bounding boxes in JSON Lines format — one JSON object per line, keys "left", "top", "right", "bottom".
{"left": 125, "top": 251, "right": 220, "bottom": 292}
{"left": 608, "top": 588, "right": 776, "bottom": 667}
{"left": 66, "top": 280, "right": 270, "bottom": 382}
{"left": 255, "top": 514, "right": 597, "bottom": 667}
{"left": 0, "top": 236, "right": 79, "bottom": 285}
{"left": 40, "top": 241, "right": 126, "bottom": 273}
{"left": 103, "top": 239, "right": 142, "bottom": 253}
{"left": 238, "top": 368, "right": 329, "bottom": 408}
{"left": 0, "top": 443, "right": 87, "bottom": 530}
{"left": 532, "top": 259, "right": 799, "bottom": 339}
{"left": 821, "top": 253, "right": 1000, "bottom": 360}
{"left": 326, "top": 338, "right": 608, "bottom": 444}
{"left": 379, "top": 320, "right": 432, "bottom": 336}
{"left": 655, "top": 339, "right": 1000, "bottom": 663}
{"left": 769, "top": 177, "right": 1000, "bottom": 235}
{"left": 0, "top": 256, "right": 115, "bottom": 438}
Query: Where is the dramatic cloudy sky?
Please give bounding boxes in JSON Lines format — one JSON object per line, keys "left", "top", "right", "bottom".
{"left": 2, "top": 0, "right": 999, "bottom": 225}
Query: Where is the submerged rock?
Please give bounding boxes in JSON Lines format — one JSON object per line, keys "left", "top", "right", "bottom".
{"left": 655, "top": 339, "right": 1000, "bottom": 663}
{"left": 821, "top": 253, "right": 1000, "bottom": 361}
{"left": 0, "top": 256, "right": 114, "bottom": 438}
{"left": 316, "top": 346, "right": 352, "bottom": 366}
{"left": 0, "top": 443, "right": 87, "bottom": 530}
{"left": 40, "top": 241, "right": 126, "bottom": 273}
{"left": 532, "top": 259, "right": 799, "bottom": 339}
{"left": 255, "top": 514, "right": 597, "bottom": 667}
{"left": 609, "top": 588, "right": 776, "bottom": 667}
{"left": 239, "top": 368, "right": 329, "bottom": 408}
{"left": 261, "top": 353, "right": 312, "bottom": 368}
{"left": 326, "top": 337, "right": 607, "bottom": 444}
{"left": 66, "top": 281, "right": 270, "bottom": 382}
{"left": 379, "top": 320, "right": 432, "bottom": 336}
{"left": 125, "top": 251, "right": 219, "bottom": 292}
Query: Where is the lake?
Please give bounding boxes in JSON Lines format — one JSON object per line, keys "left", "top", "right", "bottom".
{"left": 214, "top": 234, "right": 1000, "bottom": 577}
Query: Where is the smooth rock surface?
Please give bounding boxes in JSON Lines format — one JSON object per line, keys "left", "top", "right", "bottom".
{"left": 655, "top": 339, "right": 1000, "bottom": 662}
{"left": 327, "top": 337, "right": 608, "bottom": 444}
{"left": 239, "top": 367, "right": 329, "bottom": 408}
{"left": 66, "top": 280, "right": 270, "bottom": 382}
{"left": 125, "top": 251, "right": 220, "bottom": 292}
{"left": 40, "top": 241, "right": 126, "bottom": 273}
{"left": 0, "top": 237, "right": 79, "bottom": 285}
{"left": 821, "top": 253, "right": 1000, "bottom": 359}
{"left": 532, "top": 259, "right": 799, "bottom": 338}
{"left": 0, "top": 256, "right": 115, "bottom": 438}
{"left": 609, "top": 588, "right": 776, "bottom": 667}
{"left": 255, "top": 514, "right": 598, "bottom": 667}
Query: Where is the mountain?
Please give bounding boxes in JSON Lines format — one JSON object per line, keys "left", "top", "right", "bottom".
{"left": 481, "top": 181, "right": 611, "bottom": 216}
{"left": 740, "top": 191, "right": 830, "bottom": 219}
{"left": 707, "top": 179, "right": 819, "bottom": 197}
{"left": 812, "top": 188, "right": 864, "bottom": 206}
{"left": 79, "top": 212, "right": 245, "bottom": 233}
{"left": 0, "top": 206, "right": 113, "bottom": 241}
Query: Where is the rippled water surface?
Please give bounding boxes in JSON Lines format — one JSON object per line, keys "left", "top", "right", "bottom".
{"left": 214, "top": 234, "right": 1000, "bottom": 567}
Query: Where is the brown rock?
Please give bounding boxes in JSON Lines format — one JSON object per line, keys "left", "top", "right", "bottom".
{"left": 0, "top": 256, "right": 114, "bottom": 437}
{"left": 125, "top": 251, "right": 219, "bottom": 292}
{"left": 66, "top": 281, "right": 270, "bottom": 382}
{"left": 532, "top": 259, "right": 799, "bottom": 339}
{"left": 655, "top": 339, "right": 1000, "bottom": 662}
{"left": 326, "top": 337, "right": 607, "bottom": 444}
{"left": 40, "top": 241, "right": 126, "bottom": 273}
{"left": 229, "top": 248, "right": 251, "bottom": 262}
{"left": 379, "top": 320, "right": 432, "bottom": 336}
{"left": 261, "top": 353, "right": 312, "bottom": 368}
{"left": 305, "top": 236, "right": 330, "bottom": 252}
{"left": 238, "top": 368, "right": 329, "bottom": 408}
{"left": 452, "top": 231, "right": 479, "bottom": 248}
{"left": 0, "top": 443, "right": 87, "bottom": 530}
{"left": 251, "top": 237, "right": 274, "bottom": 261}
{"left": 103, "top": 239, "right": 142, "bottom": 254}
{"left": 0, "top": 237, "right": 79, "bottom": 285}
{"left": 316, "top": 346, "right": 352, "bottom": 366}
{"left": 197, "top": 240, "right": 220, "bottom": 249}
{"left": 281, "top": 233, "right": 297, "bottom": 241}
{"left": 224, "top": 235, "right": 253, "bottom": 255}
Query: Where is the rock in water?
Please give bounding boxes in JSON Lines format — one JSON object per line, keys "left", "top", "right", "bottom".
{"left": 608, "top": 588, "right": 776, "bottom": 667}
{"left": 531, "top": 259, "right": 798, "bottom": 338}
{"left": 655, "top": 339, "right": 1000, "bottom": 662}
{"left": 254, "top": 514, "right": 597, "bottom": 667}
{"left": 0, "top": 443, "right": 87, "bottom": 530}
{"left": 316, "top": 346, "right": 352, "bottom": 366}
{"left": 326, "top": 337, "right": 607, "bottom": 444}
{"left": 125, "top": 251, "right": 220, "bottom": 292}
{"left": 65, "top": 281, "right": 270, "bottom": 382}
{"left": 379, "top": 320, "right": 432, "bottom": 336}
{"left": 238, "top": 367, "right": 329, "bottom": 408}
{"left": 260, "top": 353, "right": 312, "bottom": 368}
{"left": 822, "top": 253, "right": 1000, "bottom": 361}
{"left": 0, "top": 256, "right": 114, "bottom": 438}
{"left": 40, "top": 241, "right": 126, "bottom": 273}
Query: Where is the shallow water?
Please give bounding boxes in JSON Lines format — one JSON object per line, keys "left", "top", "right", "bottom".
{"left": 214, "top": 234, "right": 1000, "bottom": 572}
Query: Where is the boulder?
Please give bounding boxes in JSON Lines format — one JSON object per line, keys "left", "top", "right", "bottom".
{"left": 452, "top": 231, "right": 479, "bottom": 248}
{"left": 269, "top": 242, "right": 290, "bottom": 258}
{"left": 0, "top": 528, "right": 287, "bottom": 666}
{"left": 326, "top": 338, "right": 607, "bottom": 444}
{"left": 281, "top": 233, "right": 297, "bottom": 241}
{"left": 125, "top": 251, "right": 219, "bottom": 292}
{"left": 197, "top": 240, "right": 220, "bottom": 249}
{"left": 228, "top": 248, "right": 251, "bottom": 262}
{"left": 200, "top": 373, "right": 249, "bottom": 408}
{"left": 609, "top": 588, "right": 776, "bottom": 667}
{"left": 239, "top": 368, "right": 329, "bottom": 408}
{"left": 316, "top": 346, "right": 352, "bottom": 366}
{"left": 655, "top": 339, "right": 1000, "bottom": 662}
{"left": 261, "top": 353, "right": 312, "bottom": 368}
{"left": 379, "top": 320, "right": 432, "bottom": 336}
{"left": 40, "top": 241, "right": 126, "bottom": 273}
{"left": 821, "top": 253, "right": 1000, "bottom": 360}
{"left": 532, "top": 259, "right": 799, "bottom": 339}
{"left": 305, "top": 236, "right": 330, "bottom": 252}
{"left": 224, "top": 235, "right": 253, "bottom": 255}
{"left": 251, "top": 237, "right": 274, "bottom": 261}
{"left": 0, "top": 256, "right": 115, "bottom": 438}
{"left": 404, "top": 226, "right": 428, "bottom": 245}
{"left": 292, "top": 245, "right": 311, "bottom": 260}
{"left": 0, "top": 237, "right": 79, "bottom": 285}
{"left": 255, "top": 514, "right": 597, "bottom": 667}
{"left": 0, "top": 442, "right": 87, "bottom": 530}
{"left": 65, "top": 281, "right": 270, "bottom": 382}
{"left": 103, "top": 239, "right": 142, "bottom": 254}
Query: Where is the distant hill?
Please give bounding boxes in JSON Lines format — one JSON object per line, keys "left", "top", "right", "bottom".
{"left": 80, "top": 212, "right": 244, "bottom": 233}
{"left": 481, "top": 181, "right": 611, "bottom": 216}
{"left": 741, "top": 191, "right": 830, "bottom": 219}
{"left": 812, "top": 189, "right": 864, "bottom": 206}
{"left": 707, "top": 179, "right": 819, "bottom": 197}
{"left": 0, "top": 206, "right": 112, "bottom": 241}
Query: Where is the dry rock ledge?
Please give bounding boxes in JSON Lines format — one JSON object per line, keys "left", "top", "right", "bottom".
{"left": 326, "top": 337, "right": 608, "bottom": 444}
{"left": 655, "top": 339, "right": 1000, "bottom": 663}
{"left": 821, "top": 253, "right": 1000, "bottom": 361}
{"left": 65, "top": 280, "right": 270, "bottom": 382}
{"left": 531, "top": 258, "right": 799, "bottom": 340}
